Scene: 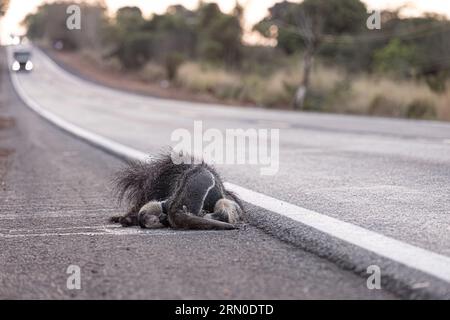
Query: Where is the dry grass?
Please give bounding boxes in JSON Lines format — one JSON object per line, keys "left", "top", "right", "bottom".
{"left": 435, "top": 91, "right": 450, "bottom": 121}
{"left": 137, "top": 63, "right": 166, "bottom": 83}
{"left": 347, "top": 75, "right": 442, "bottom": 118}
{"left": 79, "top": 49, "right": 122, "bottom": 72}
{"left": 49, "top": 44, "right": 450, "bottom": 121}
{"left": 177, "top": 63, "right": 241, "bottom": 96}
{"left": 176, "top": 60, "right": 450, "bottom": 120}
{"left": 177, "top": 62, "right": 294, "bottom": 106}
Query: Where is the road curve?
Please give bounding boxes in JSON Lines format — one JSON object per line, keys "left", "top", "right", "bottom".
{"left": 4, "top": 45, "right": 450, "bottom": 298}
{"left": 0, "top": 47, "right": 398, "bottom": 299}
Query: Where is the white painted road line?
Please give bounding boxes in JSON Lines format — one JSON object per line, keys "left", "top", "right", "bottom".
{"left": 227, "top": 183, "right": 450, "bottom": 283}
{"left": 0, "top": 230, "right": 178, "bottom": 238}
{"left": 8, "top": 47, "right": 450, "bottom": 284}
{"left": 0, "top": 225, "right": 122, "bottom": 233}
{"left": 0, "top": 225, "right": 232, "bottom": 238}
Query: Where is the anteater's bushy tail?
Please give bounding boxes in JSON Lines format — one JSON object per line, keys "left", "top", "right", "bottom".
{"left": 113, "top": 152, "right": 190, "bottom": 212}
{"left": 113, "top": 151, "right": 246, "bottom": 223}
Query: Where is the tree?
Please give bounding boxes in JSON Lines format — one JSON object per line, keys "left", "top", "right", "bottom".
{"left": 22, "top": 2, "right": 106, "bottom": 50}
{"left": 196, "top": 2, "right": 243, "bottom": 67}
{"left": 368, "top": 13, "right": 450, "bottom": 91}
{"left": 102, "top": 6, "right": 151, "bottom": 69}
{"left": 144, "top": 5, "right": 197, "bottom": 61}
{"left": 116, "top": 6, "right": 145, "bottom": 32}
{"left": 23, "top": 5, "right": 49, "bottom": 40}
{"left": 395, "top": 16, "right": 450, "bottom": 92}
{"left": 373, "top": 38, "right": 418, "bottom": 77}
{"left": 256, "top": 0, "right": 367, "bottom": 109}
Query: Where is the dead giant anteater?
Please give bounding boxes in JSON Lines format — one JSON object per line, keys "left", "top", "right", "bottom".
{"left": 110, "top": 152, "right": 245, "bottom": 230}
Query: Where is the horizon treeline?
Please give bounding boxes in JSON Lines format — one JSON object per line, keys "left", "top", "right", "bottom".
{"left": 21, "top": 1, "right": 450, "bottom": 119}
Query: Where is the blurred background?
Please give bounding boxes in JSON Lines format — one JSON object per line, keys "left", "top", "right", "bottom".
{"left": 1, "top": 0, "right": 450, "bottom": 121}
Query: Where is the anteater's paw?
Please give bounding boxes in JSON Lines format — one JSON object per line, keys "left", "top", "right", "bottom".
{"left": 109, "top": 215, "right": 122, "bottom": 223}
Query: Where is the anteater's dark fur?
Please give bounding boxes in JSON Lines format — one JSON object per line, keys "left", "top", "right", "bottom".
{"left": 112, "top": 152, "right": 244, "bottom": 225}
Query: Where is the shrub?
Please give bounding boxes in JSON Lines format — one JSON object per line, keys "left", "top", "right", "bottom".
{"left": 138, "top": 63, "right": 166, "bottom": 82}
{"left": 406, "top": 99, "right": 436, "bottom": 119}
{"left": 373, "top": 39, "right": 418, "bottom": 78}
{"left": 368, "top": 95, "right": 403, "bottom": 117}
{"left": 165, "top": 53, "right": 185, "bottom": 81}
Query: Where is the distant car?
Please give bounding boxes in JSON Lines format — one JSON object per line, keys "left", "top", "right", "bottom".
{"left": 12, "top": 49, "right": 33, "bottom": 72}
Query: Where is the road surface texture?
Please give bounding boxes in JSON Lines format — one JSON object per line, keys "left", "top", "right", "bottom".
{"left": 0, "top": 48, "right": 397, "bottom": 299}
{"left": 3, "top": 44, "right": 450, "bottom": 299}
{"left": 16, "top": 48, "right": 450, "bottom": 258}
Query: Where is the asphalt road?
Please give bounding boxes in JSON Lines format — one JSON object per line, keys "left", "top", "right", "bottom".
{"left": 15, "top": 47, "right": 450, "bottom": 260}
{"left": 4, "top": 43, "right": 450, "bottom": 299}
{"left": 0, "top": 48, "right": 397, "bottom": 299}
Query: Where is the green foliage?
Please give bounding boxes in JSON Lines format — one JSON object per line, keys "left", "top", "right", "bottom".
{"left": 253, "top": 2, "right": 303, "bottom": 55}
{"left": 255, "top": 0, "right": 367, "bottom": 55}
{"left": 100, "top": 2, "right": 243, "bottom": 70}
{"left": 302, "top": 0, "right": 367, "bottom": 34}
{"left": 425, "top": 71, "right": 448, "bottom": 93}
{"left": 102, "top": 7, "right": 152, "bottom": 69}
{"left": 115, "top": 32, "right": 153, "bottom": 69}
{"left": 196, "top": 3, "right": 242, "bottom": 66}
{"left": 116, "top": 6, "right": 145, "bottom": 31}
{"left": 364, "top": 16, "right": 450, "bottom": 89}
{"left": 23, "top": 6, "right": 48, "bottom": 39}
{"left": 165, "top": 52, "right": 185, "bottom": 80}
{"left": 22, "top": 2, "right": 106, "bottom": 50}
{"left": 406, "top": 99, "right": 436, "bottom": 119}
{"left": 20, "top": 1, "right": 450, "bottom": 120}
{"left": 373, "top": 39, "right": 418, "bottom": 77}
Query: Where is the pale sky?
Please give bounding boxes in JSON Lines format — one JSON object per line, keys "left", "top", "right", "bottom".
{"left": 1, "top": 0, "right": 450, "bottom": 44}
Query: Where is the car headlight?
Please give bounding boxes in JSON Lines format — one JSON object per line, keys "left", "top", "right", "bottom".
{"left": 25, "top": 61, "right": 33, "bottom": 71}
{"left": 12, "top": 61, "right": 20, "bottom": 71}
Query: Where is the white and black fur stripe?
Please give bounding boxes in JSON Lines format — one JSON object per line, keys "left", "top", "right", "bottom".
{"left": 111, "top": 151, "right": 244, "bottom": 230}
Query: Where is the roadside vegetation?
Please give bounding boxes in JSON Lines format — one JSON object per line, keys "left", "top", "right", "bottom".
{"left": 22, "top": 1, "right": 450, "bottom": 121}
